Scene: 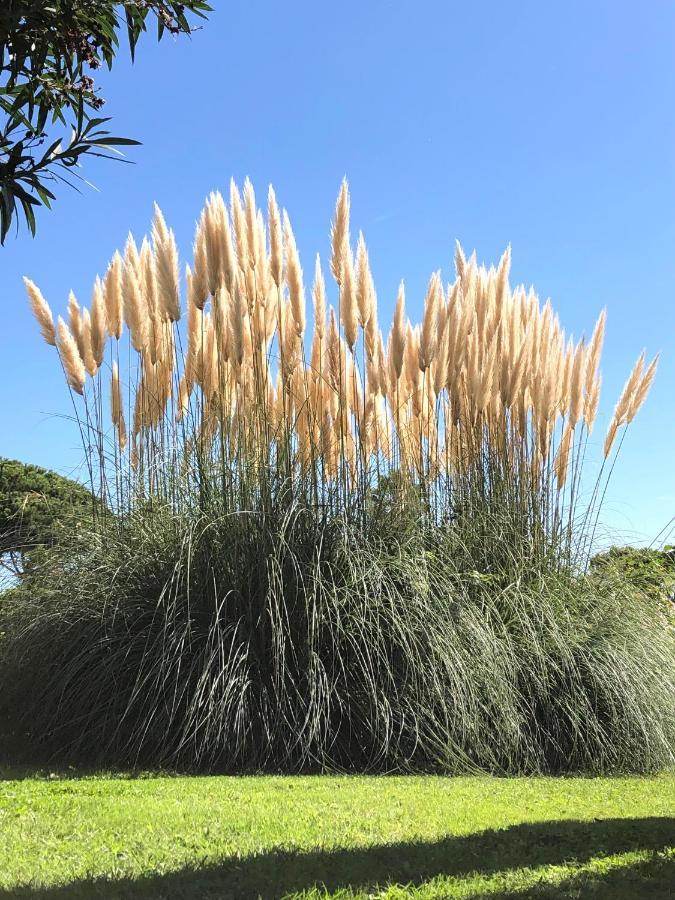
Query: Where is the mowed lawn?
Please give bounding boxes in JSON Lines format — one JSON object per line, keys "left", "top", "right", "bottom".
{"left": 0, "top": 772, "right": 673, "bottom": 899}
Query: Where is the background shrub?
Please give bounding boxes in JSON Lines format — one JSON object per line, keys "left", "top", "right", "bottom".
{"left": 0, "top": 457, "right": 93, "bottom": 578}
{"left": 591, "top": 545, "right": 675, "bottom": 617}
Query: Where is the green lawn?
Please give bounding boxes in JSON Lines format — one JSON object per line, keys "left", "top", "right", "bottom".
{"left": 0, "top": 772, "right": 673, "bottom": 899}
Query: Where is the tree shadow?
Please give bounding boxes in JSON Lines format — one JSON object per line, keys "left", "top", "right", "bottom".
{"left": 465, "top": 853, "right": 675, "bottom": 898}
{"left": 1, "top": 817, "right": 673, "bottom": 899}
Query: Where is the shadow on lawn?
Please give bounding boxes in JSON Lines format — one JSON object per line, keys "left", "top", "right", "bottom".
{"left": 1, "top": 816, "right": 673, "bottom": 899}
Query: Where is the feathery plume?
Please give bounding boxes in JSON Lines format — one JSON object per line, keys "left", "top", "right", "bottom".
{"left": 476, "top": 330, "right": 499, "bottom": 412}
{"left": 56, "top": 317, "right": 86, "bottom": 394}
{"left": 24, "top": 277, "right": 55, "bottom": 346}
{"left": 283, "top": 210, "right": 305, "bottom": 338}
{"left": 340, "top": 249, "right": 358, "bottom": 350}
{"left": 584, "top": 308, "right": 606, "bottom": 395}
{"left": 326, "top": 307, "right": 341, "bottom": 390}
{"left": 506, "top": 337, "right": 530, "bottom": 409}
{"left": 140, "top": 238, "right": 159, "bottom": 333}
{"left": 626, "top": 354, "right": 658, "bottom": 423}
{"left": 268, "top": 185, "right": 283, "bottom": 287}
{"left": 230, "top": 179, "right": 248, "bottom": 272}
{"left": 313, "top": 254, "right": 327, "bottom": 340}
{"left": 104, "top": 252, "right": 124, "bottom": 338}
{"left": 191, "top": 212, "right": 210, "bottom": 308}
{"left": 203, "top": 198, "right": 221, "bottom": 298}
{"left": 364, "top": 281, "right": 378, "bottom": 359}
{"left": 123, "top": 235, "right": 147, "bottom": 352}
{"left": 243, "top": 177, "right": 258, "bottom": 270}
{"left": 216, "top": 194, "right": 237, "bottom": 290}
{"left": 229, "top": 285, "right": 244, "bottom": 367}
{"left": 90, "top": 276, "right": 107, "bottom": 367}
{"left": 391, "top": 282, "right": 406, "bottom": 380}
{"left": 615, "top": 351, "right": 645, "bottom": 424}
{"left": 67, "top": 292, "right": 84, "bottom": 361}
{"left": 355, "top": 231, "right": 372, "bottom": 326}
{"left": 419, "top": 272, "right": 441, "bottom": 370}
{"left": 330, "top": 178, "right": 350, "bottom": 284}
{"left": 153, "top": 204, "right": 181, "bottom": 322}
{"left": 454, "top": 241, "right": 466, "bottom": 283}
{"left": 603, "top": 418, "right": 619, "bottom": 459}
{"left": 212, "top": 285, "right": 230, "bottom": 361}
{"left": 559, "top": 338, "right": 574, "bottom": 413}
{"left": 81, "top": 309, "right": 97, "bottom": 376}
{"left": 585, "top": 374, "right": 601, "bottom": 434}
{"left": 555, "top": 421, "right": 574, "bottom": 490}
{"left": 495, "top": 244, "right": 511, "bottom": 307}
{"left": 404, "top": 322, "right": 420, "bottom": 397}
{"left": 432, "top": 323, "right": 449, "bottom": 396}
{"left": 255, "top": 208, "right": 269, "bottom": 293}
{"left": 568, "top": 339, "right": 586, "bottom": 426}
{"left": 603, "top": 351, "right": 645, "bottom": 457}
{"left": 185, "top": 264, "right": 204, "bottom": 382}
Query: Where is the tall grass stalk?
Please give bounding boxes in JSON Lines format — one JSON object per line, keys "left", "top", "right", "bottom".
{"left": 25, "top": 180, "right": 657, "bottom": 571}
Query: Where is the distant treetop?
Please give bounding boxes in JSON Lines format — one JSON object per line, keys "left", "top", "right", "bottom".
{"left": 0, "top": 457, "right": 93, "bottom": 570}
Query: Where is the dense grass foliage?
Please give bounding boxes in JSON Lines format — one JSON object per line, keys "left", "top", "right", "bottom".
{"left": 1, "top": 772, "right": 674, "bottom": 898}
{"left": 2, "top": 505, "right": 673, "bottom": 774}
{"left": 8, "top": 179, "right": 669, "bottom": 775}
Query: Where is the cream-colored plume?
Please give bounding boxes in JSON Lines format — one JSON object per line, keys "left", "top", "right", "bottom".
{"left": 25, "top": 278, "right": 55, "bottom": 346}
{"left": 330, "top": 178, "right": 350, "bottom": 284}
{"left": 56, "top": 317, "right": 86, "bottom": 395}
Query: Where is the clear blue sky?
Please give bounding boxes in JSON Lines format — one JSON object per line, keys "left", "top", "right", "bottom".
{"left": 1, "top": 0, "right": 673, "bottom": 545}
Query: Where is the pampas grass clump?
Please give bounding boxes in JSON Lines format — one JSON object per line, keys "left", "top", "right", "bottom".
{"left": 4, "top": 179, "right": 671, "bottom": 774}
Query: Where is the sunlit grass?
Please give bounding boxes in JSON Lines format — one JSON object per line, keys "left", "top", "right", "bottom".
{"left": 1, "top": 772, "right": 673, "bottom": 897}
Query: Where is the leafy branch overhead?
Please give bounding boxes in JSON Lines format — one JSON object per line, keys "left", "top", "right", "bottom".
{"left": 0, "top": 1, "right": 211, "bottom": 244}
